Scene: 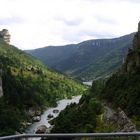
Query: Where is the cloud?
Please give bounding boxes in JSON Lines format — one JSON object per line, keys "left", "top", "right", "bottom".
{"left": 63, "top": 19, "right": 82, "bottom": 26}
{"left": 55, "top": 16, "right": 83, "bottom": 26}
{"left": 0, "top": 0, "right": 140, "bottom": 49}
{"left": 95, "top": 16, "right": 118, "bottom": 25}
{"left": 123, "top": 0, "right": 140, "bottom": 3}
{"left": 0, "top": 17, "right": 24, "bottom": 25}
{"left": 79, "top": 30, "right": 115, "bottom": 39}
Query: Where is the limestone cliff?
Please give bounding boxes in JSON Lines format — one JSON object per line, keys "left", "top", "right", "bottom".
{"left": 0, "top": 69, "right": 3, "bottom": 97}
{"left": 121, "top": 22, "right": 140, "bottom": 73}
{"left": 0, "top": 29, "right": 11, "bottom": 44}
{"left": 107, "top": 108, "right": 136, "bottom": 132}
{"left": 0, "top": 76, "right": 3, "bottom": 97}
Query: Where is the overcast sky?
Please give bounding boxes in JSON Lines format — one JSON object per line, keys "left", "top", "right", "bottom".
{"left": 0, "top": 0, "right": 140, "bottom": 50}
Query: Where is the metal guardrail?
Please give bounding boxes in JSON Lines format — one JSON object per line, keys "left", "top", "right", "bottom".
{"left": 0, "top": 132, "right": 140, "bottom": 140}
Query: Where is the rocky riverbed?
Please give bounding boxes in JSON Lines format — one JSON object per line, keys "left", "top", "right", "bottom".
{"left": 105, "top": 106, "right": 136, "bottom": 132}
{"left": 25, "top": 95, "right": 81, "bottom": 134}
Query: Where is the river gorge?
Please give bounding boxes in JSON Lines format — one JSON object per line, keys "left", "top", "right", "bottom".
{"left": 25, "top": 95, "right": 81, "bottom": 134}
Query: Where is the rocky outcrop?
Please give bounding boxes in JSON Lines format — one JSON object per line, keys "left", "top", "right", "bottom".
{"left": 107, "top": 108, "right": 136, "bottom": 132}
{"left": 32, "top": 116, "right": 41, "bottom": 122}
{"left": 121, "top": 22, "right": 140, "bottom": 73}
{"left": 26, "top": 108, "right": 42, "bottom": 123}
{"left": 0, "top": 29, "right": 11, "bottom": 44}
{"left": 53, "top": 109, "right": 59, "bottom": 113}
{"left": 0, "top": 76, "right": 3, "bottom": 97}
{"left": 133, "top": 22, "right": 140, "bottom": 49}
{"left": 28, "top": 108, "right": 36, "bottom": 117}
{"left": 0, "top": 69, "right": 3, "bottom": 97}
{"left": 35, "top": 125, "right": 47, "bottom": 134}
{"left": 47, "top": 114, "right": 54, "bottom": 119}
{"left": 27, "top": 108, "right": 42, "bottom": 117}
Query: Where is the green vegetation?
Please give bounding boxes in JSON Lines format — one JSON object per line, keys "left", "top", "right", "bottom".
{"left": 51, "top": 66, "right": 140, "bottom": 133}
{"left": 51, "top": 90, "right": 103, "bottom": 133}
{"left": 27, "top": 33, "right": 134, "bottom": 81}
{"left": 0, "top": 40, "right": 85, "bottom": 136}
{"left": 89, "top": 68, "right": 140, "bottom": 129}
{"left": 101, "top": 73, "right": 140, "bottom": 117}
{"left": 40, "top": 29, "right": 140, "bottom": 133}
{"left": 98, "top": 67, "right": 140, "bottom": 130}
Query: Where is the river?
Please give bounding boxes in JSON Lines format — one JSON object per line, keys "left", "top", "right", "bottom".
{"left": 25, "top": 95, "right": 81, "bottom": 134}
{"left": 82, "top": 81, "right": 92, "bottom": 86}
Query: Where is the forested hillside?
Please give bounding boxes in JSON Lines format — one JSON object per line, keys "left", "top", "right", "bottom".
{"left": 101, "top": 23, "right": 140, "bottom": 119}
{"left": 51, "top": 23, "right": 140, "bottom": 133}
{"left": 0, "top": 39, "right": 85, "bottom": 136}
{"left": 27, "top": 33, "right": 134, "bottom": 80}
{"left": 51, "top": 91, "right": 103, "bottom": 133}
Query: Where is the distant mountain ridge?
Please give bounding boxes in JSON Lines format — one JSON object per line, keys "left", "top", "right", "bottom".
{"left": 27, "top": 33, "right": 135, "bottom": 81}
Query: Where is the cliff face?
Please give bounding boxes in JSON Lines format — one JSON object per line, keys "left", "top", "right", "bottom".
{"left": 102, "top": 22, "right": 140, "bottom": 118}
{"left": 0, "top": 29, "right": 11, "bottom": 44}
{"left": 0, "top": 29, "right": 10, "bottom": 97}
{"left": 121, "top": 22, "right": 140, "bottom": 73}
{"left": 0, "top": 76, "right": 3, "bottom": 97}
{"left": 0, "top": 69, "right": 3, "bottom": 97}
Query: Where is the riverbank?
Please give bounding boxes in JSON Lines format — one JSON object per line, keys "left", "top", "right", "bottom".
{"left": 25, "top": 95, "right": 81, "bottom": 134}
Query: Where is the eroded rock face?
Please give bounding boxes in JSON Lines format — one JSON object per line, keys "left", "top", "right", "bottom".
{"left": 0, "top": 76, "right": 3, "bottom": 97}
{"left": 0, "top": 69, "right": 3, "bottom": 97}
{"left": 108, "top": 108, "right": 136, "bottom": 132}
{"left": 0, "top": 29, "right": 11, "bottom": 44}
{"left": 133, "top": 22, "right": 140, "bottom": 49}
{"left": 121, "top": 22, "right": 140, "bottom": 73}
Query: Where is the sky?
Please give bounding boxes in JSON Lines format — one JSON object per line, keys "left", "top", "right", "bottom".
{"left": 0, "top": 0, "right": 140, "bottom": 50}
